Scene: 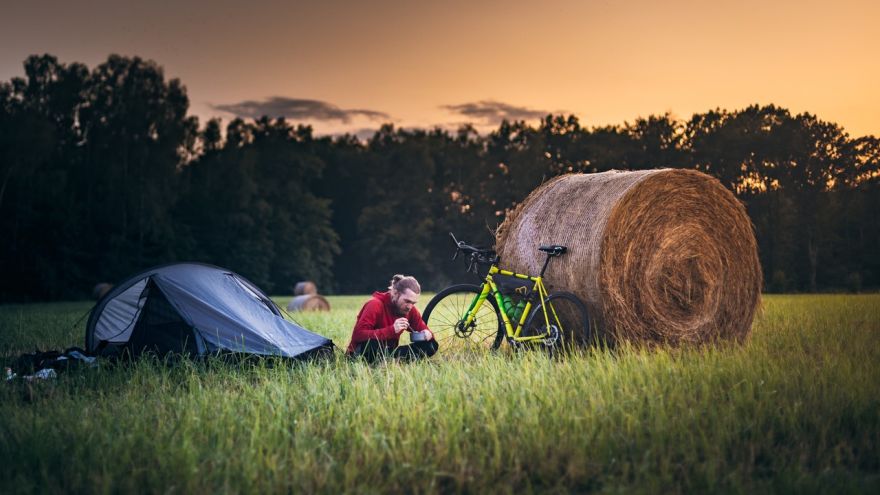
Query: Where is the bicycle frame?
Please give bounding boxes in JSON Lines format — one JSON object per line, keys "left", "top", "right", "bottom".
{"left": 460, "top": 264, "right": 563, "bottom": 343}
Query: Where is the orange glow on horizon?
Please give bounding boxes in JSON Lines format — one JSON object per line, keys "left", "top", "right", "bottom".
{"left": 1, "top": 1, "right": 878, "bottom": 137}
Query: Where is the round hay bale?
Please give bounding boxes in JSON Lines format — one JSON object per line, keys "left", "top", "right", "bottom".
{"left": 92, "top": 283, "right": 113, "bottom": 300}
{"left": 496, "top": 169, "right": 762, "bottom": 347}
{"left": 286, "top": 294, "right": 331, "bottom": 312}
{"left": 293, "top": 281, "right": 318, "bottom": 296}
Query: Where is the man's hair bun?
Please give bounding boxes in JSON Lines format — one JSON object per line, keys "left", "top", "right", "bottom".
{"left": 389, "top": 274, "right": 421, "bottom": 294}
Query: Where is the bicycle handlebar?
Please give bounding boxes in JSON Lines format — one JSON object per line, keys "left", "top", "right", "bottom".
{"left": 448, "top": 232, "right": 568, "bottom": 276}
{"left": 449, "top": 232, "right": 498, "bottom": 274}
{"left": 449, "top": 232, "right": 494, "bottom": 256}
{"left": 449, "top": 232, "right": 460, "bottom": 261}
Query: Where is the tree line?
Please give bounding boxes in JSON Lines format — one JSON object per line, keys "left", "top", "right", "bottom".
{"left": 1, "top": 54, "right": 878, "bottom": 302}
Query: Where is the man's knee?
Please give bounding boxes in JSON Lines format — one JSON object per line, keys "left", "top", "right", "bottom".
{"left": 422, "top": 339, "right": 439, "bottom": 357}
{"left": 411, "top": 339, "right": 438, "bottom": 358}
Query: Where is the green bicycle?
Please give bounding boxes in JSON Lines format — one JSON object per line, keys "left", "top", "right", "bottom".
{"left": 423, "top": 233, "right": 591, "bottom": 353}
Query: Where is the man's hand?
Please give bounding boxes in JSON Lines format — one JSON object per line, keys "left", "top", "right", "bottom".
{"left": 393, "top": 318, "right": 410, "bottom": 334}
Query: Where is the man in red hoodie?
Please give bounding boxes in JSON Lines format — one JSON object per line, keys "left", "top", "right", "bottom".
{"left": 346, "top": 274, "right": 438, "bottom": 362}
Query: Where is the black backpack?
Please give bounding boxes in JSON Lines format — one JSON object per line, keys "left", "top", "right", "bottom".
{"left": 8, "top": 347, "right": 97, "bottom": 376}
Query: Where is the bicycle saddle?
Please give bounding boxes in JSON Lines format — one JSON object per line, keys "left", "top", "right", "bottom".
{"left": 539, "top": 245, "right": 567, "bottom": 256}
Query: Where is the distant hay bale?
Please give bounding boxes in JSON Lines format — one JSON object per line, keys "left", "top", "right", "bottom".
{"left": 92, "top": 283, "right": 113, "bottom": 300}
{"left": 286, "top": 294, "right": 331, "bottom": 312}
{"left": 293, "top": 281, "right": 318, "bottom": 296}
{"left": 496, "top": 169, "right": 762, "bottom": 347}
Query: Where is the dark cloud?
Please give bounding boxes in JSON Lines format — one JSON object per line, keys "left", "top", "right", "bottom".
{"left": 213, "top": 97, "right": 390, "bottom": 123}
{"left": 328, "top": 127, "right": 381, "bottom": 142}
{"left": 441, "top": 100, "right": 551, "bottom": 125}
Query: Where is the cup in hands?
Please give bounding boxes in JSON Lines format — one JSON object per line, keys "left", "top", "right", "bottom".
{"left": 411, "top": 329, "right": 431, "bottom": 342}
{"left": 393, "top": 318, "right": 410, "bottom": 334}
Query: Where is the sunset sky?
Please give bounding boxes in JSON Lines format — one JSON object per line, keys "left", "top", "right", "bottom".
{"left": 2, "top": 0, "right": 878, "bottom": 137}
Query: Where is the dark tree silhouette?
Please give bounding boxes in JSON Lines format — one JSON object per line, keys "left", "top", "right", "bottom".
{"left": 1, "top": 54, "right": 878, "bottom": 301}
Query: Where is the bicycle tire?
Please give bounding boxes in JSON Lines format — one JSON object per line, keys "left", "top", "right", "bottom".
{"left": 423, "top": 284, "right": 504, "bottom": 351}
{"left": 522, "top": 291, "right": 591, "bottom": 353}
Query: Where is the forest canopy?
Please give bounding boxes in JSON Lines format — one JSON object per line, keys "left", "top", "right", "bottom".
{"left": 1, "top": 54, "right": 877, "bottom": 301}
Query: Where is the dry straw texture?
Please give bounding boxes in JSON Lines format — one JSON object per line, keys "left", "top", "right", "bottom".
{"left": 496, "top": 169, "right": 762, "bottom": 346}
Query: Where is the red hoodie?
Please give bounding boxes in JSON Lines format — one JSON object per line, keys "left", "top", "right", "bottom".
{"left": 346, "top": 291, "right": 429, "bottom": 354}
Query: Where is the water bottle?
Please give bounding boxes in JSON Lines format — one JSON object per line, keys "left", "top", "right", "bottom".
{"left": 513, "top": 299, "right": 527, "bottom": 321}
{"left": 501, "top": 295, "right": 514, "bottom": 317}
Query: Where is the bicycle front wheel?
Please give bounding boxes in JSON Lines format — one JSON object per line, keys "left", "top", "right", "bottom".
{"left": 522, "top": 291, "right": 591, "bottom": 353}
{"left": 423, "top": 284, "right": 504, "bottom": 351}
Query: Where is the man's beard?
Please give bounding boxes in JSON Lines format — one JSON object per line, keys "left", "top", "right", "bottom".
{"left": 390, "top": 295, "right": 407, "bottom": 316}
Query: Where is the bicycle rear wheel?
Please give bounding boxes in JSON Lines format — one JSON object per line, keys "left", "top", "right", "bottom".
{"left": 522, "top": 291, "right": 591, "bottom": 354}
{"left": 423, "top": 284, "right": 504, "bottom": 351}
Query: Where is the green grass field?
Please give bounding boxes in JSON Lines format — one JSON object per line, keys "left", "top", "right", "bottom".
{"left": 1, "top": 294, "right": 878, "bottom": 494}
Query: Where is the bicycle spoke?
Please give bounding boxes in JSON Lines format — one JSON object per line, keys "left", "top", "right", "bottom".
{"left": 424, "top": 286, "right": 501, "bottom": 352}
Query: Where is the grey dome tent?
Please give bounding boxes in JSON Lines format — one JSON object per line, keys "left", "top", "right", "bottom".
{"left": 85, "top": 263, "right": 333, "bottom": 359}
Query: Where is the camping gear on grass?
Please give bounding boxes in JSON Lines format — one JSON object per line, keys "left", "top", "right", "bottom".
{"left": 286, "top": 294, "right": 331, "bottom": 312}
{"left": 288, "top": 281, "right": 330, "bottom": 312}
{"left": 6, "top": 347, "right": 97, "bottom": 381}
{"left": 92, "top": 283, "right": 113, "bottom": 300}
{"left": 293, "top": 281, "right": 318, "bottom": 296}
{"left": 85, "top": 263, "right": 334, "bottom": 359}
{"left": 496, "top": 169, "right": 762, "bottom": 346}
